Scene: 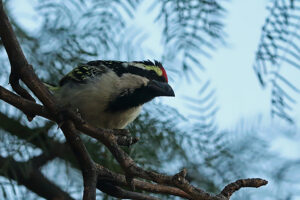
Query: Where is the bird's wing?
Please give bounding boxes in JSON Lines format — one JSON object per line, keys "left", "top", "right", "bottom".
{"left": 59, "top": 63, "right": 107, "bottom": 86}
{"left": 87, "top": 60, "right": 126, "bottom": 76}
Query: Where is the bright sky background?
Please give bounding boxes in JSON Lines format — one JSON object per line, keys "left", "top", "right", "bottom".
{"left": 205, "top": 0, "right": 270, "bottom": 128}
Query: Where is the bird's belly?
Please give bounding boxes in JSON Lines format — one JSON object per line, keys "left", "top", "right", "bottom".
{"left": 101, "top": 107, "right": 142, "bottom": 128}
{"left": 82, "top": 105, "right": 142, "bottom": 129}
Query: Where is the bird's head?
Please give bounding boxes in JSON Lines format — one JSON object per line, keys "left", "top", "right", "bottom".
{"left": 124, "top": 60, "right": 174, "bottom": 97}
{"left": 99, "top": 60, "right": 175, "bottom": 111}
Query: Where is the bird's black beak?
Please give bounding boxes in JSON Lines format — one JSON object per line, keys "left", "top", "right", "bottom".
{"left": 147, "top": 80, "right": 175, "bottom": 97}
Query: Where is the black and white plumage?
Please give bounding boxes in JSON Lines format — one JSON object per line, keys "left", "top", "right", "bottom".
{"left": 53, "top": 60, "right": 175, "bottom": 129}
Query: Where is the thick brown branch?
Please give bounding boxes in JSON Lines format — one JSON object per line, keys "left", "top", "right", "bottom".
{"left": 0, "top": 155, "right": 74, "bottom": 200}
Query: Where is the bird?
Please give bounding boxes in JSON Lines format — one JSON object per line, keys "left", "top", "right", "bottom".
{"left": 49, "top": 60, "right": 175, "bottom": 129}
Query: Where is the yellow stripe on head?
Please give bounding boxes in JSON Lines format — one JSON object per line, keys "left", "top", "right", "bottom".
{"left": 145, "top": 65, "right": 163, "bottom": 76}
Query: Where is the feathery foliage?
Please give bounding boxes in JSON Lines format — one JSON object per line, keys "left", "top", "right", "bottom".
{"left": 254, "top": 0, "right": 300, "bottom": 123}
{"left": 153, "top": 0, "right": 226, "bottom": 78}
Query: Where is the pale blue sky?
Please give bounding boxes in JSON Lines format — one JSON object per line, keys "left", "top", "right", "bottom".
{"left": 206, "top": 0, "right": 270, "bottom": 128}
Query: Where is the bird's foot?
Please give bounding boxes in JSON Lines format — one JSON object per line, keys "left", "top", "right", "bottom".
{"left": 112, "top": 129, "right": 139, "bottom": 147}
{"left": 112, "top": 129, "right": 130, "bottom": 136}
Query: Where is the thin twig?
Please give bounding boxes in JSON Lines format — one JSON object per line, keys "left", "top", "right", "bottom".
{"left": 220, "top": 178, "right": 268, "bottom": 199}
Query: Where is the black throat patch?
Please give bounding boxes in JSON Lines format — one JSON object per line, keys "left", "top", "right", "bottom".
{"left": 106, "top": 86, "right": 155, "bottom": 112}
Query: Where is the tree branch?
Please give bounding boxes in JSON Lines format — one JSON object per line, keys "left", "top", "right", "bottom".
{"left": 0, "top": 86, "right": 51, "bottom": 120}
{"left": 30, "top": 153, "right": 57, "bottom": 168}
{"left": 219, "top": 178, "right": 268, "bottom": 199}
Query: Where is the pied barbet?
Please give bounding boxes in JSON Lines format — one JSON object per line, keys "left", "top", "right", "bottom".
{"left": 51, "top": 60, "right": 175, "bottom": 129}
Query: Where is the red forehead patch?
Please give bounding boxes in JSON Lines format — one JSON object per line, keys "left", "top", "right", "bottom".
{"left": 160, "top": 66, "right": 168, "bottom": 82}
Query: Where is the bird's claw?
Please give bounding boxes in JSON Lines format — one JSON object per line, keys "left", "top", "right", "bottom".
{"left": 112, "top": 129, "right": 130, "bottom": 136}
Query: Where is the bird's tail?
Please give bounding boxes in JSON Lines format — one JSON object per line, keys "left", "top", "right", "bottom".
{"left": 44, "top": 82, "right": 60, "bottom": 92}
